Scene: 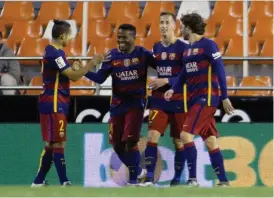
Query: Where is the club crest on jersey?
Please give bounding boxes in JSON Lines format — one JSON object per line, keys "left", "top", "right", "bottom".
{"left": 124, "top": 59, "right": 131, "bottom": 67}
{"left": 169, "top": 53, "right": 176, "bottom": 60}
{"left": 192, "top": 48, "right": 199, "bottom": 55}
{"left": 132, "top": 58, "right": 139, "bottom": 64}
{"left": 161, "top": 52, "right": 167, "bottom": 60}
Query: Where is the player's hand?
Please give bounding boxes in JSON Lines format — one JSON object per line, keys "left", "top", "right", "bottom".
{"left": 102, "top": 50, "right": 111, "bottom": 62}
{"left": 91, "top": 54, "right": 104, "bottom": 66}
{"left": 222, "top": 98, "right": 234, "bottom": 115}
{"left": 72, "top": 59, "right": 84, "bottom": 71}
{"left": 149, "top": 78, "right": 168, "bottom": 90}
{"left": 164, "top": 89, "right": 174, "bottom": 101}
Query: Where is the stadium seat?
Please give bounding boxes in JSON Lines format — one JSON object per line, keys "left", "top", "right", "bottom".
{"left": 176, "top": 1, "right": 210, "bottom": 20}
{"left": 27, "top": 76, "right": 43, "bottom": 96}
{"left": 210, "top": 1, "right": 235, "bottom": 24}
{"left": 141, "top": 2, "right": 175, "bottom": 25}
{"left": 42, "top": 20, "right": 78, "bottom": 40}
{"left": 248, "top": 1, "right": 273, "bottom": 24}
{"left": 78, "top": 19, "right": 112, "bottom": 46}
{"left": 135, "top": 37, "right": 155, "bottom": 51}
{"left": 229, "top": 1, "right": 243, "bottom": 18}
{"left": 248, "top": 37, "right": 260, "bottom": 57}
{"left": 146, "top": 21, "right": 161, "bottom": 46}
{"left": 114, "top": 19, "right": 147, "bottom": 38}
{"left": 211, "top": 37, "right": 225, "bottom": 56}
{"left": 259, "top": 38, "right": 273, "bottom": 65}
{"left": 175, "top": 20, "right": 182, "bottom": 37}
{"left": 107, "top": 2, "right": 140, "bottom": 25}
{"left": 7, "top": 21, "right": 42, "bottom": 52}
{"left": 93, "top": 38, "right": 117, "bottom": 54}
{"left": 63, "top": 37, "right": 83, "bottom": 65}
{"left": 226, "top": 76, "right": 237, "bottom": 96}
{"left": 217, "top": 18, "right": 243, "bottom": 42}
{"left": 235, "top": 76, "right": 272, "bottom": 96}
{"left": 17, "top": 38, "right": 49, "bottom": 65}
{"left": 224, "top": 36, "right": 243, "bottom": 65}
{"left": 36, "top": 2, "right": 71, "bottom": 26}
{"left": 0, "top": 2, "right": 34, "bottom": 26}
{"left": 70, "top": 77, "right": 95, "bottom": 96}
{"left": 204, "top": 18, "right": 220, "bottom": 38}
{"left": 251, "top": 19, "right": 273, "bottom": 41}
{"left": 71, "top": 2, "right": 106, "bottom": 26}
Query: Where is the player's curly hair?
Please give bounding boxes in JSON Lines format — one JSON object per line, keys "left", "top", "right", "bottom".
{"left": 180, "top": 12, "right": 206, "bottom": 35}
{"left": 52, "top": 19, "right": 71, "bottom": 39}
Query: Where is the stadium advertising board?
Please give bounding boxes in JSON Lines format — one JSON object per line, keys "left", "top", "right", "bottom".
{"left": 0, "top": 96, "right": 273, "bottom": 123}
{"left": 0, "top": 123, "right": 272, "bottom": 187}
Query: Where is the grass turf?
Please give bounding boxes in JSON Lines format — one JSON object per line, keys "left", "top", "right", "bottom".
{"left": 0, "top": 186, "right": 272, "bottom": 197}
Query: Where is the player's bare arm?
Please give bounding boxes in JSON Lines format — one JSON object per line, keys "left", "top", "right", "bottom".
{"left": 149, "top": 78, "right": 168, "bottom": 90}
{"left": 62, "top": 54, "right": 107, "bottom": 82}
{"left": 164, "top": 89, "right": 174, "bottom": 101}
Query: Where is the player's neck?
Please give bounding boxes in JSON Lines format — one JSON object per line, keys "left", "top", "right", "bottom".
{"left": 161, "top": 35, "right": 176, "bottom": 47}
{"left": 50, "top": 40, "right": 63, "bottom": 50}
{"left": 189, "top": 34, "right": 203, "bottom": 45}
{"left": 125, "top": 45, "right": 135, "bottom": 54}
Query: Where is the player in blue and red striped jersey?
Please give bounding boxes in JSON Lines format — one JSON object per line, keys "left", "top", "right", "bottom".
{"left": 165, "top": 13, "right": 234, "bottom": 186}
{"left": 142, "top": 12, "right": 198, "bottom": 187}
{"left": 84, "top": 24, "right": 156, "bottom": 186}
{"left": 31, "top": 20, "right": 107, "bottom": 187}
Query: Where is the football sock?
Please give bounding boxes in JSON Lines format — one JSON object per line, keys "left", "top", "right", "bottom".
{"left": 34, "top": 146, "right": 53, "bottom": 184}
{"left": 53, "top": 148, "right": 69, "bottom": 184}
{"left": 144, "top": 142, "right": 158, "bottom": 181}
{"left": 209, "top": 148, "right": 228, "bottom": 182}
{"left": 172, "top": 147, "right": 186, "bottom": 182}
{"left": 184, "top": 142, "right": 197, "bottom": 180}
{"left": 126, "top": 146, "right": 141, "bottom": 184}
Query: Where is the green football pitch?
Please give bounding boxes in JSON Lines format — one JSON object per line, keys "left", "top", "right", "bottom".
{"left": 0, "top": 186, "right": 272, "bottom": 197}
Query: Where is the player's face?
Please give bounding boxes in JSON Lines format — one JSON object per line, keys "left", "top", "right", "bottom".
{"left": 181, "top": 23, "right": 190, "bottom": 40}
{"left": 61, "top": 29, "right": 72, "bottom": 47}
{"left": 117, "top": 29, "right": 135, "bottom": 52}
{"left": 159, "top": 15, "right": 176, "bottom": 39}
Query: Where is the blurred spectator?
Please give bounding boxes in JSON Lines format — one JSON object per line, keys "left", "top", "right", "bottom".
{"left": 0, "top": 32, "right": 21, "bottom": 95}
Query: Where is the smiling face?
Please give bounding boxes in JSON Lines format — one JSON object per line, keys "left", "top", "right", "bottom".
{"left": 159, "top": 14, "right": 176, "bottom": 40}
{"left": 117, "top": 29, "right": 135, "bottom": 53}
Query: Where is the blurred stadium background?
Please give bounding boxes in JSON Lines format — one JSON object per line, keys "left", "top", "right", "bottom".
{"left": 0, "top": 0, "right": 272, "bottom": 197}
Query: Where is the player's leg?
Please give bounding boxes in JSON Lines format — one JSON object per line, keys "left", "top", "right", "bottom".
{"left": 170, "top": 113, "right": 198, "bottom": 186}
{"left": 201, "top": 119, "right": 229, "bottom": 186}
{"left": 32, "top": 114, "right": 54, "bottom": 187}
{"left": 110, "top": 115, "right": 127, "bottom": 167}
{"left": 144, "top": 109, "right": 169, "bottom": 185}
{"left": 123, "top": 108, "right": 144, "bottom": 185}
{"left": 51, "top": 113, "right": 70, "bottom": 186}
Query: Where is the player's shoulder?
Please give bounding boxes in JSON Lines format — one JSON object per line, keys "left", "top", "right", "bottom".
{"left": 153, "top": 41, "right": 162, "bottom": 49}
{"left": 44, "top": 45, "right": 63, "bottom": 58}
{"left": 202, "top": 37, "right": 218, "bottom": 47}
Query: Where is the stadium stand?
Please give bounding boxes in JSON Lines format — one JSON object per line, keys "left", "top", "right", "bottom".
{"left": 0, "top": 1, "right": 272, "bottom": 96}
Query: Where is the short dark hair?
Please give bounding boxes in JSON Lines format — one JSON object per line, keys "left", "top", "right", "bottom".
{"left": 160, "top": 12, "right": 176, "bottom": 22}
{"left": 180, "top": 12, "right": 206, "bottom": 35}
{"left": 52, "top": 19, "right": 71, "bottom": 39}
{"left": 118, "top": 24, "right": 136, "bottom": 37}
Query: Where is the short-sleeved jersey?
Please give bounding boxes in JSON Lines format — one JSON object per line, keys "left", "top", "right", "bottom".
{"left": 85, "top": 46, "right": 156, "bottom": 116}
{"left": 172, "top": 37, "right": 228, "bottom": 108}
{"left": 38, "top": 45, "right": 71, "bottom": 115}
{"left": 149, "top": 39, "right": 188, "bottom": 113}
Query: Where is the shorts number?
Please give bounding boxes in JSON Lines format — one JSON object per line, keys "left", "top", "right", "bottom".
{"left": 149, "top": 110, "right": 158, "bottom": 121}
{"left": 59, "top": 120, "right": 64, "bottom": 132}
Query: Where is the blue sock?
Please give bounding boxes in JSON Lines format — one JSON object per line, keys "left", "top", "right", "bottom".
{"left": 34, "top": 146, "right": 53, "bottom": 184}
{"left": 172, "top": 148, "right": 186, "bottom": 182}
{"left": 117, "top": 152, "right": 142, "bottom": 176}
{"left": 53, "top": 148, "right": 69, "bottom": 184}
{"left": 144, "top": 142, "right": 158, "bottom": 181}
{"left": 209, "top": 148, "right": 228, "bottom": 182}
{"left": 126, "top": 147, "right": 141, "bottom": 184}
{"left": 184, "top": 142, "right": 197, "bottom": 180}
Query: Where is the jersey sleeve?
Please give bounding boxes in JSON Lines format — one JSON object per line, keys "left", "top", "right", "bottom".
{"left": 53, "top": 51, "right": 71, "bottom": 72}
{"left": 85, "top": 61, "right": 112, "bottom": 84}
{"left": 171, "top": 64, "right": 186, "bottom": 92}
{"left": 205, "top": 40, "right": 228, "bottom": 100}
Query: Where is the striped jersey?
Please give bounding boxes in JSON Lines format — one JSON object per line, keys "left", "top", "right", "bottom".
{"left": 149, "top": 39, "right": 188, "bottom": 113}
{"left": 172, "top": 37, "right": 228, "bottom": 108}
{"left": 38, "top": 45, "right": 70, "bottom": 115}
{"left": 85, "top": 46, "right": 156, "bottom": 116}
